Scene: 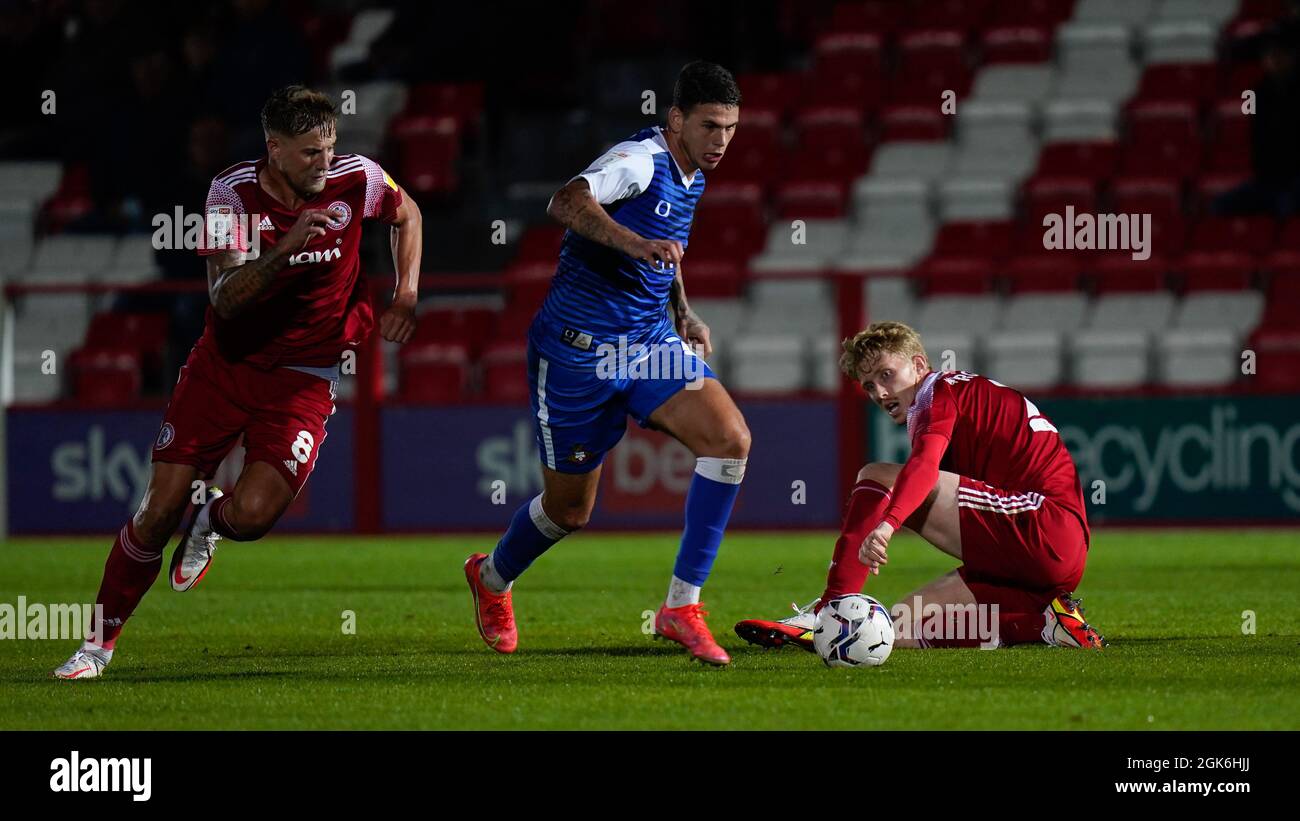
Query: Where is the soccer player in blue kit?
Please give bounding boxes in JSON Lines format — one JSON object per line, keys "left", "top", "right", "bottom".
{"left": 465, "top": 62, "right": 748, "bottom": 665}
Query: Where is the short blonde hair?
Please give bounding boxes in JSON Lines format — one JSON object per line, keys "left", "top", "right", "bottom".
{"left": 839, "top": 321, "right": 929, "bottom": 379}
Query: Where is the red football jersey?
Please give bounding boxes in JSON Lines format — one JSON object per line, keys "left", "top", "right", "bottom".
{"left": 884, "top": 370, "right": 1090, "bottom": 544}
{"left": 196, "top": 153, "right": 403, "bottom": 368}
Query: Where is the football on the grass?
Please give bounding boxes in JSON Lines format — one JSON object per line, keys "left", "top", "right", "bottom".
{"left": 814, "top": 594, "right": 894, "bottom": 668}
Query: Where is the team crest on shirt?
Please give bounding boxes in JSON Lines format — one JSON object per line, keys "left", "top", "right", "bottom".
{"left": 567, "top": 444, "right": 591, "bottom": 465}
{"left": 155, "top": 423, "right": 175, "bottom": 451}
{"left": 325, "top": 201, "right": 352, "bottom": 230}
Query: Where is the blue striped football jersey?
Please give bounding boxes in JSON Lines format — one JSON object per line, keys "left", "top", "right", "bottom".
{"left": 530, "top": 126, "right": 704, "bottom": 366}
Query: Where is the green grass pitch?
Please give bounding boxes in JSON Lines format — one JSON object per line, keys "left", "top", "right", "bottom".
{"left": 1, "top": 529, "right": 1297, "bottom": 730}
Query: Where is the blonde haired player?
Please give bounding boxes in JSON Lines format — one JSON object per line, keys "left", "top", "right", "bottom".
{"left": 735, "top": 321, "right": 1105, "bottom": 650}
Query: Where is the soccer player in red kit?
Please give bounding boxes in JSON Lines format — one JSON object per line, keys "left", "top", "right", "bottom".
{"left": 53, "top": 86, "right": 423, "bottom": 679}
{"left": 735, "top": 321, "right": 1106, "bottom": 651}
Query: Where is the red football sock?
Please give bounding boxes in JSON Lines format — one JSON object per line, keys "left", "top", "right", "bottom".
{"left": 818, "top": 479, "right": 893, "bottom": 609}
{"left": 208, "top": 495, "right": 242, "bottom": 540}
{"left": 90, "top": 520, "right": 165, "bottom": 651}
{"left": 997, "top": 610, "right": 1048, "bottom": 646}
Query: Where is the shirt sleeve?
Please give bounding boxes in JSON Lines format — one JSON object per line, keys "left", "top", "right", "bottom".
{"left": 197, "top": 179, "right": 249, "bottom": 256}
{"left": 881, "top": 380, "right": 958, "bottom": 530}
{"left": 360, "top": 156, "right": 403, "bottom": 222}
{"left": 573, "top": 142, "right": 655, "bottom": 205}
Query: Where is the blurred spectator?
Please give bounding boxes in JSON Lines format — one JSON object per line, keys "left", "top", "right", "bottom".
{"left": 1213, "top": 20, "right": 1300, "bottom": 217}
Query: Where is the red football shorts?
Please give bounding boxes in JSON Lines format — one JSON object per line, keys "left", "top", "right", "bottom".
{"left": 954, "top": 475, "right": 1088, "bottom": 609}
{"left": 151, "top": 343, "right": 336, "bottom": 494}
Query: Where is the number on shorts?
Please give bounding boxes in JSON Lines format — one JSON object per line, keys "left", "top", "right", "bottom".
{"left": 291, "top": 430, "right": 315, "bottom": 464}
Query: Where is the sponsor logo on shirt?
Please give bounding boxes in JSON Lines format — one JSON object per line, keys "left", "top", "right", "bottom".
{"left": 289, "top": 247, "right": 342, "bottom": 266}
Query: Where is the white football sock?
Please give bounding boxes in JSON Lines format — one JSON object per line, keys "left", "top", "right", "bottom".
{"left": 666, "top": 575, "right": 701, "bottom": 608}
{"left": 80, "top": 640, "right": 112, "bottom": 664}
{"left": 479, "top": 554, "right": 512, "bottom": 593}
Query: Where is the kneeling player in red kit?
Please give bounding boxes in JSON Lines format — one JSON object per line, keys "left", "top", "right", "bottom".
{"left": 735, "top": 321, "right": 1106, "bottom": 651}
{"left": 54, "top": 86, "right": 422, "bottom": 679}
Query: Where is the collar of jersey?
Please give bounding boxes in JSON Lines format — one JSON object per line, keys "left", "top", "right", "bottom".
{"left": 650, "top": 126, "right": 698, "bottom": 189}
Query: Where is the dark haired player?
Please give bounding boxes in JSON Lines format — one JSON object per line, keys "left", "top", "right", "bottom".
{"left": 54, "top": 85, "right": 422, "bottom": 679}
{"left": 464, "top": 61, "right": 748, "bottom": 665}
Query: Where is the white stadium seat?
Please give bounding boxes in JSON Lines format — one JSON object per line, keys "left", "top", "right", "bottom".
{"left": 1001, "top": 293, "right": 1091, "bottom": 333}
{"left": 970, "top": 65, "right": 1057, "bottom": 105}
{"left": 1141, "top": 21, "right": 1218, "bottom": 64}
{"left": 984, "top": 331, "right": 1065, "bottom": 390}
{"left": 1155, "top": 329, "right": 1242, "bottom": 387}
{"left": 729, "top": 333, "right": 807, "bottom": 393}
{"left": 1174, "top": 291, "right": 1264, "bottom": 335}
{"left": 1074, "top": 0, "right": 1159, "bottom": 26}
{"left": 1071, "top": 330, "right": 1151, "bottom": 387}
{"left": 750, "top": 220, "right": 849, "bottom": 273}
{"left": 916, "top": 294, "right": 1003, "bottom": 336}
{"left": 1087, "top": 293, "right": 1177, "bottom": 333}
{"left": 1043, "top": 99, "right": 1119, "bottom": 141}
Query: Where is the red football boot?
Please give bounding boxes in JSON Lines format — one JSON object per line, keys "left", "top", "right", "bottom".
{"left": 464, "top": 553, "right": 518, "bottom": 654}
{"left": 1042, "top": 594, "right": 1107, "bottom": 649}
{"left": 734, "top": 599, "right": 819, "bottom": 652}
{"left": 654, "top": 602, "right": 730, "bottom": 666}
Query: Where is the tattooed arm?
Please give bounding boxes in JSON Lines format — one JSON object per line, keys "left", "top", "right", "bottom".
{"left": 546, "top": 178, "right": 683, "bottom": 270}
{"left": 669, "top": 263, "right": 712, "bottom": 357}
{"left": 206, "top": 207, "right": 340, "bottom": 319}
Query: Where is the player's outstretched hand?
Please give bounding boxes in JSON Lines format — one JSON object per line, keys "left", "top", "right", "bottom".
{"left": 628, "top": 238, "right": 683, "bottom": 270}
{"left": 380, "top": 298, "right": 417, "bottom": 344}
{"left": 859, "top": 521, "right": 894, "bottom": 575}
{"left": 283, "top": 208, "right": 344, "bottom": 251}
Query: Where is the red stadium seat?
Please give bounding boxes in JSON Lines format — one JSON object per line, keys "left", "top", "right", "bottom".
{"left": 404, "top": 83, "right": 484, "bottom": 131}
{"left": 1004, "top": 254, "right": 1085, "bottom": 292}
{"left": 69, "top": 348, "right": 142, "bottom": 407}
{"left": 689, "top": 182, "right": 766, "bottom": 261}
{"left": 775, "top": 180, "right": 848, "bottom": 219}
{"left": 398, "top": 342, "right": 470, "bottom": 403}
{"left": 980, "top": 25, "right": 1052, "bottom": 64}
{"left": 736, "top": 72, "right": 804, "bottom": 119}
{"left": 1092, "top": 254, "right": 1171, "bottom": 292}
{"left": 707, "top": 107, "right": 782, "bottom": 188}
{"left": 930, "top": 220, "right": 1014, "bottom": 260}
{"left": 1188, "top": 215, "right": 1276, "bottom": 254}
{"left": 1263, "top": 248, "right": 1300, "bottom": 277}
{"left": 909, "top": 0, "right": 992, "bottom": 34}
{"left": 512, "top": 224, "right": 566, "bottom": 264}
{"left": 1110, "top": 177, "right": 1183, "bottom": 229}
{"left": 990, "top": 0, "right": 1075, "bottom": 27}
{"left": 1178, "top": 251, "right": 1257, "bottom": 291}
{"left": 1131, "top": 63, "right": 1218, "bottom": 107}
{"left": 1247, "top": 328, "right": 1300, "bottom": 392}
{"left": 878, "top": 104, "right": 949, "bottom": 141}
{"left": 480, "top": 341, "right": 531, "bottom": 403}
{"left": 504, "top": 262, "right": 554, "bottom": 313}
{"left": 829, "top": 1, "right": 909, "bottom": 36}
{"left": 1035, "top": 141, "right": 1119, "bottom": 179}
{"left": 917, "top": 256, "right": 996, "bottom": 294}
{"left": 410, "top": 309, "right": 498, "bottom": 355}
{"left": 898, "top": 29, "right": 969, "bottom": 80}
{"left": 1192, "top": 172, "right": 1253, "bottom": 212}
{"left": 1022, "top": 176, "right": 1099, "bottom": 227}
{"left": 1207, "top": 98, "right": 1252, "bottom": 173}
{"left": 676, "top": 260, "right": 745, "bottom": 297}
{"left": 791, "top": 107, "right": 870, "bottom": 178}
{"left": 391, "top": 114, "right": 461, "bottom": 194}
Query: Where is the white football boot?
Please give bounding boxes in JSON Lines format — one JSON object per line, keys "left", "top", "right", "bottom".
{"left": 52, "top": 644, "right": 112, "bottom": 680}
{"left": 169, "top": 486, "right": 225, "bottom": 592}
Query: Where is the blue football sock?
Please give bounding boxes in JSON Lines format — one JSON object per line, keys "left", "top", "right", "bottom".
{"left": 490, "top": 495, "right": 568, "bottom": 586}
{"left": 671, "top": 457, "right": 746, "bottom": 593}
